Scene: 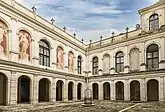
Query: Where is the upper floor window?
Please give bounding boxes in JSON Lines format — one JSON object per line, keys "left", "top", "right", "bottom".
{"left": 116, "top": 51, "right": 124, "bottom": 73}
{"left": 146, "top": 44, "right": 159, "bottom": 69}
{"left": 39, "top": 40, "right": 50, "bottom": 67}
{"left": 149, "top": 14, "right": 159, "bottom": 31}
{"left": 77, "top": 56, "right": 82, "bottom": 74}
{"left": 92, "top": 57, "right": 98, "bottom": 75}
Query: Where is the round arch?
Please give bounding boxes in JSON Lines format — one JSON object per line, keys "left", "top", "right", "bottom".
{"left": 92, "top": 83, "right": 99, "bottom": 100}
{"left": 77, "top": 83, "right": 82, "bottom": 100}
{"left": 56, "top": 80, "right": 64, "bottom": 101}
{"left": 38, "top": 78, "right": 51, "bottom": 102}
{"left": 115, "top": 81, "right": 124, "bottom": 100}
{"left": 130, "top": 80, "right": 140, "bottom": 101}
{"left": 68, "top": 81, "right": 74, "bottom": 100}
{"left": 0, "top": 73, "right": 8, "bottom": 105}
{"left": 103, "top": 82, "right": 110, "bottom": 100}
{"left": 17, "top": 75, "right": 31, "bottom": 104}
{"left": 147, "top": 79, "right": 159, "bottom": 101}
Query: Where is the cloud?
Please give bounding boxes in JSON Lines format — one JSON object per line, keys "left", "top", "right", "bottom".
{"left": 15, "top": 0, "right": 156, "bottom": 43}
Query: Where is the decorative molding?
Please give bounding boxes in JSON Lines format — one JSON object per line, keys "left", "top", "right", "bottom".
{"left": 159, "top": 60, "right": 165, "bottom": 64}
{"left": 140, "top": 63, "right": 146, "bottom": 66}
{"left": 32, "top": 56, "right": 39, "bottom": 60}
{"left": 10, "top": 50, "right": 18, "bottom": 54}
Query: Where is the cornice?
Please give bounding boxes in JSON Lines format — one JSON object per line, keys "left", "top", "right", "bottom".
{"left": 88, "top": 30, "right": 165, "bottom": 54}
{"left": 0, "top": 59, "right": 85, "bottom": 80}
{"left": 138, "top": 1, "right": 165, "bottom": 14}
{"left": 0, "top": 1, "right": 87, "bottom": 52}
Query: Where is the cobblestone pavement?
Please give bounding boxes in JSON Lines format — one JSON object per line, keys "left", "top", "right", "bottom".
{"left": 126, "top": 102, "right": 165, "bottom": 112}
{"left": 0, "top": 101, "right": 164, "bottom": 112}
{"left": 0, "top": 101, "right": 135, "bottom": 112}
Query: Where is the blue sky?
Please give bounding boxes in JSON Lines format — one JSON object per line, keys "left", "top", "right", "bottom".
{"left": 16, "top": 0, "right": 158, "bottom": 43}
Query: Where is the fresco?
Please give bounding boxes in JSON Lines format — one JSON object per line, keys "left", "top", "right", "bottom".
{"left": 68, "top": 51, "right": 74, "bottom": 72}
{"left": 18, "top": 30, "right": 31, "bottom": 62}
{"left": 0, "top": 20, "right": 7, "bottom": 57}
{"left": 57, "top": 46, "right": 64, "bottom": 69}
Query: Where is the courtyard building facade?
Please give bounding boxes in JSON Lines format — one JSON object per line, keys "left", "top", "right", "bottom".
{"left": 0, "top": 0, "right": 165, "bottom": 105}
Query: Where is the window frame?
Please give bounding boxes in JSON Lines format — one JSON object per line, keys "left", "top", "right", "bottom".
{"left": 149, "top": 14, "right": 159, "bottom": 31}
{"left": 146, "top": 44, "right": 159, "bottom": 69}
{"left": 92, "top": 57, "right": 98, "bottom": 75}
{"left": 39, "top": 40, "right": 50, "bottom": 67}
{"left": 115, "top": 52, "right": 124, "bottom": 73}
{"left": 77, "top": 56, "right": 82, "bottom": 74}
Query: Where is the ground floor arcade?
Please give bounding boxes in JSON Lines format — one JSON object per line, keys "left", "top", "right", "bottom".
{"left": 0, "top": 71, "right": 85, "bottom": 105}
{"left": 90, "top": 76, "right": 165, "bottom": 102}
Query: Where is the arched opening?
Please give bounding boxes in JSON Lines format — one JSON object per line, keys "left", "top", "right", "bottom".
{"left": 77, "top": 83, "right": 82, "bottom": 100}
{"left": 130, "top": 81, "right": 140, "bottom": 101}
{"left": 0, "top": 73, "right": 7, "bottom": 105}
{"left": 149, "top": 13, "right": 159, "bottom": 31}
{"left": 68, "top": 82, "right": 74, "bottom": 100}
{"left": 147, "top": 79, "right": 159, "bottom": 101}
{"left": 116, "top": 52, "right": 124, "bottom": 72}
{"left": 56, "top": 80, "right": 63, "bottom": 101}
{"left": 103, "top": 54, "right": 110, "bottom": 73}
{"left": 92, "top": 57, "right": 99, "bottom": 75}
{"left": 17, "top": 75, "right": 30, "bottom": 104}
{"left": 103, "top": 82, "right": 110, "bottom": 100}
{"left": 39, "top": 78, "right": 50, "bottom": 102}
{"left": 146, "top": 44, "right": 159, "bottom": 69}
{"left": 39, "top": 40, "right": 50, "bottom": 67}
{"left": 92, "top": 83, "right": 99, "bottom": 100}
{"left": 116, "top": 81, "right": 124, "bottom": 100}
{"left": 130, "top": 48, "right": 140, "bottom": 71}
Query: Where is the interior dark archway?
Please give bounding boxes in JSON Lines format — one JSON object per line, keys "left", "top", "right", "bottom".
{"left": 103, "top": 82, "right": 110, "bottom": 100}
{"left": 77, "top": 83, "right": 82, "bottom": 100}
{"left": 56, "top": 80, "right": 63, "bottom": 101}
{"left": 39, "top": 78, "right": 50, "bottom": 102}
{"left": 147, "top": 79, "right": 159, "bottom": 101}
{"left": 0, "top": 73, "right": 7, "bottom": 105}
{"left": 130, "top": 80, "right": 140, "bottom": 101}
{"left": 116, "top": 81, "right": 124, "bottom": 100}
{"left": 92, "top": 83, "right": 99, "bottom": 100}
{"left": 17, "top": 75, "right": 30, "bottom": 104}
{"left": 68, "top": 82, "right": 74, "bottom": 100}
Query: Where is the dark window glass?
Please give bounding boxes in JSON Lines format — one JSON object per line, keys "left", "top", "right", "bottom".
{"left": 77, "top": 56, "right": 82, "bottom": 74}
{"left": 116, "top": 52, "right": 124, "bottom": 72}
{"left": 146, "top": 44, "right": 159, "bottom": 69}
{"left": 93, "top": 57, "right": 98, "bottom": 75}
{"left": 149, "top": 14, "right": 159, "bottom": 31}
{"left": 39, "top": 40, "right": 50, "bottom": 67}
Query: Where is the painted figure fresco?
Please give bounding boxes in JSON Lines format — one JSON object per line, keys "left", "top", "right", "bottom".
{"left": 57, "top": 46, "right": 64, "bottom": 69}
{"left": 68, "top": 51, "right": 74, "bottom": 72}
{"left": 0, "top": 20, "right": 7, "bottom": 58}
{"left": 18, "top": 30, "right": 31, "bottom": 62}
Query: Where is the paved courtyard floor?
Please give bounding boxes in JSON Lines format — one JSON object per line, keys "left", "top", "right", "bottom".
{"left": 0, "top": 101, "right": 165, "bottom": 112}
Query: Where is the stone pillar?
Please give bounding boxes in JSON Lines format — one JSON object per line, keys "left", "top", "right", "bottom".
{"left": 32, "top": 75, "right": 38, "bottom": 104}
{"left": 124, "top": 80, "right": 130, "bottom": 101}
{"left": 98, "top": 57, "right": 103, "bottom": 75}
{"left": 10, "top": 17, "right": 18, "bottom": 62}
{"left": 99, "top": 81, "right": 103, "bottom": 100}
{"left": 73, "top": 81, "right": 77, "bottom": 101}
{"left": 32, "top": 29, "right": 39, "bottom": 66}
{"left": 110, "top": 80, "right": 115, "bottom": 100}
{"left": 140, "top": 78, "right": 146, "bottom": 101}
{"left": 159, "top": 37, "right": 165, "bottom": 69}
{"left": 63, "top": 80, "right": 68, "bottom": 102}
{"left": 51, "top": 39, "right": 56, "bottom": 69}
{"left": 124, "top": 46, "right": 129, "bottom": 73}
{"left": 64, "top": 46, "right": 68, "bottom": 71}
{"left": 52, "top": 78, "right": 56, "bottom": 103}
{"left": 159, "top": 77, "right": 164, "bottom": 101}
{"left": 10, "top": 72, "right": 17, "bottom": 105}
{"left": 6, "top": 78, "right": 11, "bottom": 105}
{"left": 110, "top": 50, "right": 115, "bottom": 74}
{"left": 140, "top": 41, "right": 146, "bottom": 71}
